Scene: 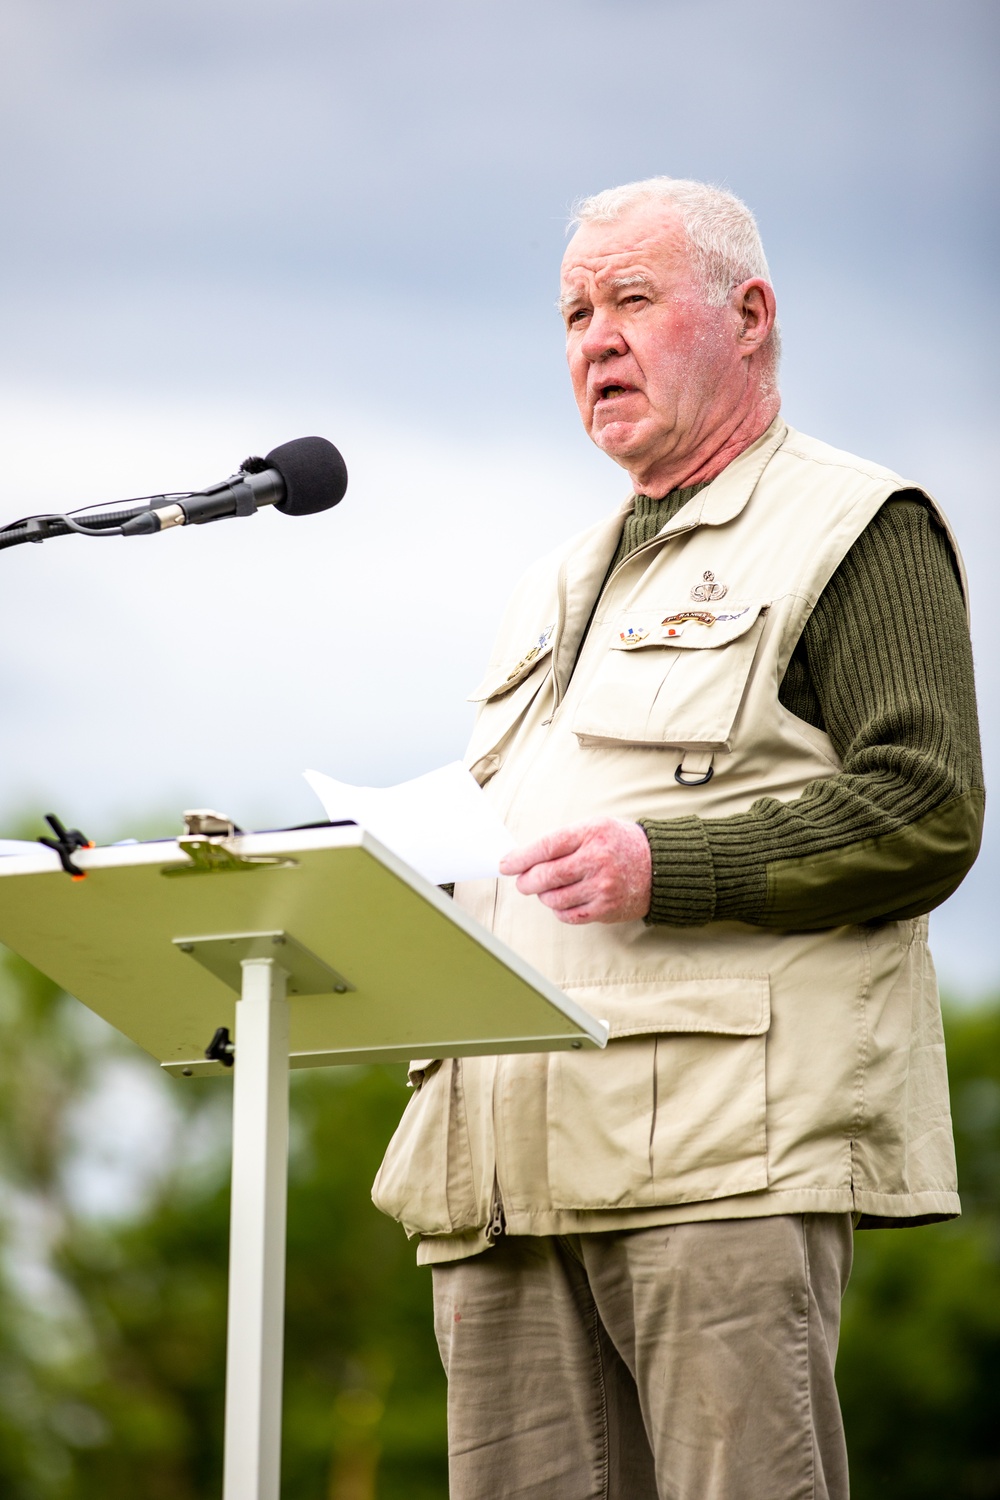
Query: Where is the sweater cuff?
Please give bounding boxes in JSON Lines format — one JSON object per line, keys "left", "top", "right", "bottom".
{"left": 702, "top": 820, "right": 769, "bottom": 923}
{"left": 638, "top": 817, "right": 717, "bottom": 926}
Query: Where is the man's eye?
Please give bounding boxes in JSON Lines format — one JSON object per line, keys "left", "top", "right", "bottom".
{"left": 621, "top": 294, "right": 647, "bottom": 307}
{"left": 567, "top": 308, "right": 590, "bottom": 325}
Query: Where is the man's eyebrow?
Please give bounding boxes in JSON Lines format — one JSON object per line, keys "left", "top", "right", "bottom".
{"left": 557, "top": 288, "right": 587, "bottom": 315}
{"left": 603, "top": 273, "right": 656, "bottom": 295}
{"left": 557, "top": 273, "right": 656, "bottom": 316}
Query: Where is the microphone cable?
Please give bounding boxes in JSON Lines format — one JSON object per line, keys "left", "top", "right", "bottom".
{"left": 0, "top": 497, "right": 191, "bottom": 550}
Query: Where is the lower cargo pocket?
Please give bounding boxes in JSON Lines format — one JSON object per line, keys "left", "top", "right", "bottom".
{"left": 371, "top": 1058, "right": 480, "bottom": 1235}
{"left": 546, "top": 978, "right": 771, "bottom": 1209}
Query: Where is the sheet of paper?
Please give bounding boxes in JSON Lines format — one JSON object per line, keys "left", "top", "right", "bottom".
{"left": 303, "top": 762, "right": 514, "bottom": 885}
{"left": 0, "top": 839, "right": 49, "bottom": 858}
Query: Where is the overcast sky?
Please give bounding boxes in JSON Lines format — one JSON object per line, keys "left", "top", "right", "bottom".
{"left": 0, "top": 0, "right": 996, "bottom": 992}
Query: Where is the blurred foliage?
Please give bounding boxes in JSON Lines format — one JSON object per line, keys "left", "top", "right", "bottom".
{"left": 0, "top": 947, "right": 446, "bottom": 1499}
{"left": 839, "top": 1004, "right": 1000, "bottom": 1499}
{"left": 0, "top": 938, "right": 997, "bottom": 1498}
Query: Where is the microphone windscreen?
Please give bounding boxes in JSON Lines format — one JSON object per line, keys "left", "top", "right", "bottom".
{"left": 265, "top": 436, "right": 348, "bottom": 516}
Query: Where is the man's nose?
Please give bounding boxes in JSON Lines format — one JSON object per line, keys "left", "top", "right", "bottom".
{"left": 580, "top": 310, "right": 627, "bottom": 363}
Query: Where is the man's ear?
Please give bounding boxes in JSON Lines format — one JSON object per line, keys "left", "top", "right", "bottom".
{"left": 734, "top": 279, "right": 776, "bottom": 355}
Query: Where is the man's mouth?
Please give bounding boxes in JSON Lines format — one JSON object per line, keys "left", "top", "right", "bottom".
{"left": 597, "top": 383, "right": 634, "bottom": 401}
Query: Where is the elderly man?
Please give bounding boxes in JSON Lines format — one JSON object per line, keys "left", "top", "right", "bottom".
{"left": 373, "top": 177, "right": 983, "bottom": 1500}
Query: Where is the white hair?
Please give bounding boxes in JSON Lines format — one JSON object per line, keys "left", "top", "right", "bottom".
{"left": 570, "top": 177, "right": 772, "bottom": 308}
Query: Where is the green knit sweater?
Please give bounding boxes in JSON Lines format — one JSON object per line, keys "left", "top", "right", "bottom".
{"left": 618, "top": 488, "right": 985, "bottom": 928}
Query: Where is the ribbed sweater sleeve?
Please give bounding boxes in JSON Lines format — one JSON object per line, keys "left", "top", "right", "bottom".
{"left": 640, "top": 494, "right": 984, "bottom": 928}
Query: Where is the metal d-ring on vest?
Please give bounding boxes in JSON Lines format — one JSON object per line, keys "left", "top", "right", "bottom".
{"left": 674, "top": 748, "right": 716, "bottom": 786}
{"left": 675, "top": 762, "right": 715, "bottom": 786}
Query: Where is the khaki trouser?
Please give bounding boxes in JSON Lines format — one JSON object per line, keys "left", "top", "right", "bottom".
{"left": 432, "top": 1215, "right": 853, "bottom": 1500}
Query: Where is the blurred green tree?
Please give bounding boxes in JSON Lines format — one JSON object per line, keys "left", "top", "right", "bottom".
{"left": 0, "top": 945, "right": 447, "bottom": 1499}
{"left": 838, "top": 1004, "right": 1000, "bottom": 1499}
{"left": 52, "top": 1064, "right": 449, "bottom": 1500}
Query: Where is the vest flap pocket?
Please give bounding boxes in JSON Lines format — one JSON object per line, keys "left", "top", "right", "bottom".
{"left": 406, "top": 1058, "right": 440, "bottom": 1088}
{"left": 565, "top": 976, "right": 770, "bottom": 1038}
{"left": 465, "top": 632, "right": 555, "bottom": 784}
{"left": 468, "top": 625, "right": 555, "bottom": 702}
{"left": 572, "top": 602, "right": 768, "bottom": 749}
{"left": 613, "top": 601, "right": 765, "bottom": 651}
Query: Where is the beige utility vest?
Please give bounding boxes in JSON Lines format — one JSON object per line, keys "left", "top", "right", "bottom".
{"left": 373, "top": 420, "right": 963, "bottom": 1242}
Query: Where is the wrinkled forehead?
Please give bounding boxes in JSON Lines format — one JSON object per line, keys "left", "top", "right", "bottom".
{"left": 559, "top": 205, "right": 694, "bottom": 293}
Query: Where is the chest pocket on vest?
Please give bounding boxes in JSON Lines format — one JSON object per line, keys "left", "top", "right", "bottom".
{"left": 464, "top": 630, "right": 555, "bottom": 785}
{"left": 572, "top": 601, "right": 768, "bottom": 749}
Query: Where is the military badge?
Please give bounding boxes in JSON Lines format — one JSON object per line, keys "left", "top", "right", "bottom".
{"left": 662, "top": 609, "right": 716, "bottom": 628}
{"left": 690, "top": 570, "right": 727, "bottom": 602}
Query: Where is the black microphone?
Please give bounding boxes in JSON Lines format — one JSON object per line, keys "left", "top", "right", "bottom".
{"left": 120, "top": 437, "right": 348, "bottom": 535}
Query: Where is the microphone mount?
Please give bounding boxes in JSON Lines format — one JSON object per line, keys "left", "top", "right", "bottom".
{"left": 119, "top": 466, "right": 282, "bottom": 535}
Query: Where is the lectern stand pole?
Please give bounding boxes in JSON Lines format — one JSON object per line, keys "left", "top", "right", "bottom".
{"left": 222, "top": 957, "right": 290, "bottom": 1500}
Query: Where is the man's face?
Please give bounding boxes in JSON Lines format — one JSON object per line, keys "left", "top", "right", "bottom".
{"left": 560, "top": 206, "right": 744, "bottom": 486}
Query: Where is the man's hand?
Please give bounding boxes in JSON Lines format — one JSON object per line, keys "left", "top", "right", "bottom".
{"left": 499, "top": 818, "right": 652, "bottom": 925}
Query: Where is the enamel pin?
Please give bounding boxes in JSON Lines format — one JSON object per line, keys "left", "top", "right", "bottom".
{"left": 505, "top": 624, "right": 555, "bottom": 682}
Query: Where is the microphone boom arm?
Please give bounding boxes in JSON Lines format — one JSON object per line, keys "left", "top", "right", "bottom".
{"left": 0, "top": 470, "right": 282, "bottom": 550}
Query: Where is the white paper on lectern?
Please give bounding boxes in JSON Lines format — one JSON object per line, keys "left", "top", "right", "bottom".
{"left": 303, "top": 762, "right": 515, "bottom": 885}
{"left": 0, "top": 840, "right": 49, "bottom": 858}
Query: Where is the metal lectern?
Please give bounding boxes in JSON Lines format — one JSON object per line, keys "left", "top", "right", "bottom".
{"left": 0, "top": 823, "right": 607, "bottom": 1499}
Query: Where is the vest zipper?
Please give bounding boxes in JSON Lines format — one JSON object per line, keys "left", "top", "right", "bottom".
{"left": 601, "top": 523, "right": 695, "bottom": 596}
{"left": 488, "top": 1055, "right": 508, "bottom": 1243}
{"left": 487, "top": 1173, "right": 506, "bottom": 1241}
{"left": 550, "top": 523, "right": 694, "bottom": 713}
